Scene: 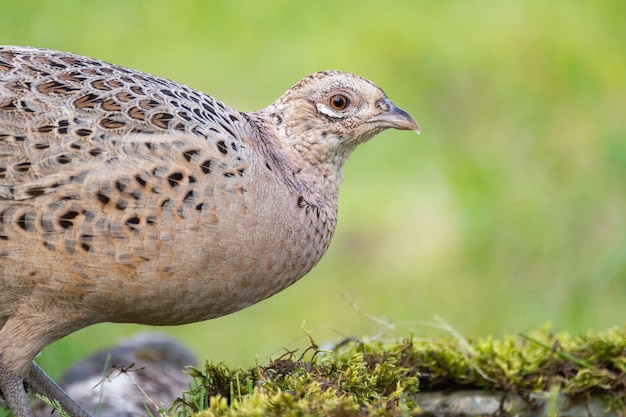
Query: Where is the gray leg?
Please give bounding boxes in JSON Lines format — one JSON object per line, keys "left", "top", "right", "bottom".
{"left": 0, "top": 360, "right": 34, "bottom": 417}
{"left": 25, "top": 362, "right": 93, "bottom": 417}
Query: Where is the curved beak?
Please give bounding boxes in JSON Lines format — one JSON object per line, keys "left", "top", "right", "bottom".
{"left": 368, "top": 98, "right": 420, "bottom": 134}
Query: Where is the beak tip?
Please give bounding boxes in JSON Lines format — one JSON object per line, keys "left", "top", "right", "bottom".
{"left": 405, "top": 120, "right": 420, "bottom": 136}
{"left": 404, "top": 120, "right": 420, "bottom": 135}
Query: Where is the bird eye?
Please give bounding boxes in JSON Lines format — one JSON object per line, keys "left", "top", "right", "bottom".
{"left": 329, "top": 94, "right": 350, "bottom": 110}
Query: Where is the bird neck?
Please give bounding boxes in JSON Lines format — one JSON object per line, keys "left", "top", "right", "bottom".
{"left": 291, "top": 138, "right": 354, "bottom": 206}
{"left": 245, "top": 110, "right": 356, "bottom": 209}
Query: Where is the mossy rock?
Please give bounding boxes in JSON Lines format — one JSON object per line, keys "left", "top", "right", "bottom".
{"left": 171, "top": 326, "right": 625, "bottom": 416}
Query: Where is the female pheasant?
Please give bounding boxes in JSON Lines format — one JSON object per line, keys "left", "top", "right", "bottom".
{"left": 0, "top": 46, "right": 418, "bottom": 417}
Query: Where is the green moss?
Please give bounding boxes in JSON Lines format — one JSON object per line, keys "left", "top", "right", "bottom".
{"left": 170, "top": 326, "right": 625, "bottom": 416}
{"left": 173, "top": 343, "right": 418, "bottom": 417}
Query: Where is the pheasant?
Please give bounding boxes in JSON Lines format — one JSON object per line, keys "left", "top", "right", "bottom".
{"left": 0, "top": 46, "right": 419, "bottom": 417}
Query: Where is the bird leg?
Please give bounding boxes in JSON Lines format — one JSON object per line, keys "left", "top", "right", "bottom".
{"left": 0, "top": 360, "right": 34, "bottom": 417}
{"left": 25, "top": 361, "right": 93, "bottom": 417}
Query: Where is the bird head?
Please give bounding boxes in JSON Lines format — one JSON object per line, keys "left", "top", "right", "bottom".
{"left": 265, "top": 70, "right": 419, "bottom": 167}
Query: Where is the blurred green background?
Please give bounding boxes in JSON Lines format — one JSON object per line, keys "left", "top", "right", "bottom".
{"left": 1, "top": 0, "right": 625, "bottom": 378}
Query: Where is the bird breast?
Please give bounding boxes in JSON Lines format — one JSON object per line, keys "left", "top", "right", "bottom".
{"left": 0, "top": 131, "right": 337, "bottom": 326}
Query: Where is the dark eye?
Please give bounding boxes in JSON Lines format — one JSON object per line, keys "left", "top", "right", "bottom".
{"left": 329, "top": 94, "right": 350, "bottom": 110}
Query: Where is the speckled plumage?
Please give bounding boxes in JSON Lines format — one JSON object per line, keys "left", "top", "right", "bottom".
{"left": 0, "top": 46, "right": 418, "bottom": 417}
